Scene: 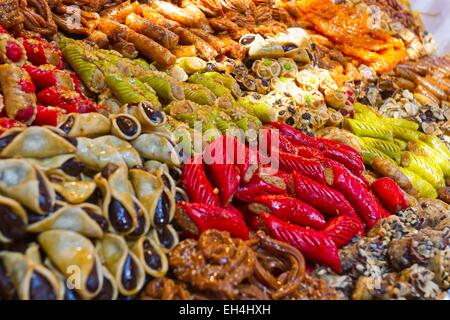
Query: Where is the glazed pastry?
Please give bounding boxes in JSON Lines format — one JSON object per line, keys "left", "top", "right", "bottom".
{"left": 0, "top": 63, "right": 37, "bottom": 124}
{"left": 98, "top": 18, "right": 176, "bottom": 68}
{"left": 0, "top": 195, "right": 27, "bottom": 243}
{"left": 52, "top": 180, "right": 97, "bottom": 204}
{"left": 96, "top": 233, "right": 145, "bottom": 296}
{"left": 38, "top": 230, "right": 104, "bottom": 299}
{"left": 0, "top": 126, "right": 77, "bottom": 159}
{"left": 94, "top": 135, "right": 143, "bottom": 168}
{"left": 58, "top": 113, "right": 112, "bottom": 138}
{"left": 0, "top": 159, "right": 55, "bottom": 214}
{"left": 94, "top": 164, "right": 137, "bottom": 235}
{"left": 131, "top": 133, "right": 181, "bottom": 167}
{"left": 109, "top": 113, "right": 142, "bottom": 141}
{"left": 131, "top": 236, "right": 168, "bottom": 278}
{"left": 125, "top": 13, "right": 179, "bottom": 49}
{"left": 27, "top": 202, "right": 108, "bottom": 239}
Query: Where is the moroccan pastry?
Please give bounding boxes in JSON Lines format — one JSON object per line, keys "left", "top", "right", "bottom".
{"left": 0, "top": 63, "right": 37, "bottom": 124}
{"left": 94, "top": 135, "right": 143, "bottom": 168}
{"left": 51, "top": 180, "right": 97, "bottom": 204}
{"left": 131, "top": 133, "right": 181, "bottom": 167}
{"left": 96, "top": 233, "right": 145, "bottom": 296}
{"left": 0, "top": 126, "right": 76, "bottom": 158}
{"left": 0, "top": 159, "right": 55, "bottom": 214}
{"left": 27, "top": 201, "right": 108, "bottom": 239}
{"left": 0, "top": 195, "right": 27, "bottom": 243}
{"left": 148, "top": 224, "right": 179, "bottom": 253}
{"left": 94, "top": 163, "right": 137, "bottom": 236}
{"left": 129, "top": 167, "right": 175, "bottom": 228}
{"left": 38, "top": 230, "right": 104, "bottom": 300}
{"left": 58, "top": 113, "right": 112, "bottom": 138}
{"left": 125, "top": 13, "right": 179, "bottom": 49}
{"left": 97, "top": 18, "right": 176, "bottom": 68}
{"left": 109, "top": 113, "right": 142, "bottom": 141}
{"left": 119, "top": 101, "right": 167, "bottom": 131}
{"left": 76, "top": 137, "right": 126, "bottom": 171}
{"left": 0, "top": 249, "right": 62, "bottom": 300}
{"left": 131, "top": 235, "right": 168, "bottom": 278}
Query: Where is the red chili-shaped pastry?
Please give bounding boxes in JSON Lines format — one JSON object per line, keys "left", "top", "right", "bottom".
{"left": 261, "top": 127, "right": 323, "bottom": 159}
{"left": 37, "top": 86, "right": 97, "bottom": 113}
{"left": 371, "top": 177, "right": 409, "bottom": 214}
{"left": 234, "top": 170, "right": 288, "bottom": 202}
{"left": 175, "top": 201, "right": 250, "bottom": 240}
{"left": 259, "top": 212, "right": 340, "bottom": 272}
{"left": 374, "top": 196, "right": 391, "bottom": 219}
{"left": 203, "top": 137, "right": 241, "bottom": 205}
{"left": 292, "top": 171, "right": 357, "bottom": 218}
{"left": 204, "top": 135, "right": 258, "bottom": 183}
{"left": 321, "top": 145, "right": 364, "bottom": 176}
{"left": 322, "top": 215, "right": 365, "bottom": 248}
{"left": 322, "top": 157, "right": 369, "bottom": 188}
{"left": 33, "top": 105, "right": 62, "bottom": 126}
{"left": 279, "top": 151, "right": 327, "bottom": 184}
{"left": 266, "top": 122, "right": 320, "bottom": 149}
{"left": 324, "top": 163, "right": 381, "bottom": 228}
{"left": 23, "top": 65, "right": 75, "bottom": 91}
{"left": 316, "top": 137, "right": 362, "bottom": 160}
{"left": 181, "top": 156, "right": 220, "bottom": 206}
{"left": 21, "top": 37, "right": 64, "bottom": 69}
{"left": 247, "top": 194, "right": 326, "bottom": 229}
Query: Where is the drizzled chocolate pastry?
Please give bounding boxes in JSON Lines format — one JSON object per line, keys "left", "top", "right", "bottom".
{"left": 58, "top": 113, "right": 112, "bottom": 138}
{"left": 96, "top": 233, "right": 145, "bottom": 296}
{"left": 0, "top": 159, "right": 55, "bottom": 215}
{"left": 0, "top": 126, "right": 77, "bottom": 158}
{"left": 38, "top": 230, "right": 104, "bottom": 300}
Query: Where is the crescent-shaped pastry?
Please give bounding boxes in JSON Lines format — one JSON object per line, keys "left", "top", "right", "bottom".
{"left": 131, "top": 236, "right": 168, "bottom": 278}
{"left": 0, "top": 126, "right": 77, "bottom": 158}
{"left": 38, "top": 230, "right": 104, "bottom": 300}
{"left": 58, "top": 113, "right": 112, "bottom": 138}
{"left": 96, "top": 233, "right": 145, "bottom": 296}
{"left": 0, "top": 195, "right": 28, "bottom": 243}
{"left": 0, "top": 159, "right": 56, "bottom": 214}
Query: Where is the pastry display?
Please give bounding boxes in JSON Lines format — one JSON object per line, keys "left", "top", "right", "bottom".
{"left": 0, "top": 0, "right": 449, "bottom": 300}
